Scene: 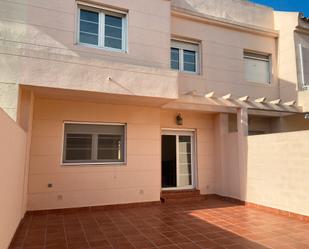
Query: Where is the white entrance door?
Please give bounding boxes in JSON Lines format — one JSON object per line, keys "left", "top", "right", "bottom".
{"left": 161, "top": 130, "right": 195, "bottom": 190}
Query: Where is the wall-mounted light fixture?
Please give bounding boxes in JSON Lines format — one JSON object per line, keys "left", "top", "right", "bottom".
{"left": 176, "top": 113, "right": 183, "bottom": 125}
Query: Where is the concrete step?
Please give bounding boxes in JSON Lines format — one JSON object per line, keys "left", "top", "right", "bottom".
{"left": 161, "top": 195, "right": 206, "bottom": 204}
{"left": 160, "top": 189, "right": 204, "bottom": 204}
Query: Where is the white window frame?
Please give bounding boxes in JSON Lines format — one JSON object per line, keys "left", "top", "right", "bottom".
{"left": 171, "top": 40, "right": 200, "bottom": 74}
{"left": 161, "top": 129, "right": 197, "bottom": 190}
{"left": 61, "top": 121, "right": 127, "bottom": 166}
{"left": 244, "top": 51, "right": 272, "bottom": 84}
{"left": 76, "top": 4, "right": 128, "bottom": 52}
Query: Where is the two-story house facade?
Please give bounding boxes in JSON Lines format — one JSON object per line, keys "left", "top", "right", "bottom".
{"left": 0, "top": 0, "right": 308, "bottom": 212}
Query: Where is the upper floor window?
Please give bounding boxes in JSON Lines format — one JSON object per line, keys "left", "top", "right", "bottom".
{"left": 78, "top": 5, "right": 127, "bottom": 51}
{"left": 244, "top": 51, "right": 271, "bottom": 84}
{"left": 171, "top": 40, "right": 199, "bottom": 74}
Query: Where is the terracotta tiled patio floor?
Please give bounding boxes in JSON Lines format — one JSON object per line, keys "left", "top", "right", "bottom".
{"left": 10, "top": 197, "right": 309, "bottom": 249}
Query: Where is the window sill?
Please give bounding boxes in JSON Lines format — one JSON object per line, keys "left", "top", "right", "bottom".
{"left": 171, "top": 69, "right": 201, "bottom": 76}
{"left": 61, "top": 162, "right": 126, "bottom": 167}
{"left": 76, "top": 42, "right": 127, "bottom": 54}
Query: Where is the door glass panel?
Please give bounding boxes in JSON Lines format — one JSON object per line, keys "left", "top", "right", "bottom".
{"left": 179, "top": 174, "right": 192, "bottom": 186}
{"left": 162, "top": 135, "right": 177, "bottom": 188}
{"left": 178, "top": 135, "right": 192, "bottom": 187}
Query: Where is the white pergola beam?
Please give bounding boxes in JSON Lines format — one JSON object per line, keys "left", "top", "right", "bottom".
{"left": 205, "top": 91, "right": 216, "bottom": 98}
{"left": 255, "top": 97, "right": 267, "bottom": 103}
{"left": 284, "top": 100, "right": 296, "bottom": 106}
{"left": 269, "top": 99, "right": 282, "bottom": 105}
{"left": 222, "top": 93, "right": 232, "bottom": 100}
{"left": 238, "top": 96, "right": 250, "bottom": 102}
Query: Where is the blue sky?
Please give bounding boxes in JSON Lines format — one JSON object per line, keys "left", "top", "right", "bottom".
{"left": 250, "top": 0, "right": 309, "bottom": 17}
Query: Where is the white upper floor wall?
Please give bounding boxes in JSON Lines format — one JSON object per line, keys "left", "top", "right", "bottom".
{"left": 172, "top": 0, "right": 275, "bottom": 30}
{"left": 0, "top": 0, "right": 307, "bottom": 119}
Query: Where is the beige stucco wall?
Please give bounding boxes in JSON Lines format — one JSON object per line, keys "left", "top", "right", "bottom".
{"left": 246, "top": 131, "right": 309, "bottom": 216}
{"left": 172, "top": 14, "right": 280, "bottom": 101}
{"left": 274, "top": 12, "right": 299, "bottom": 102}
{"left": 28, "top": 98, "right": 161, "bottom": 210}
{"left": 274, "top": 11, "right": 309, "bottom": 105}
{"left": 28, "top": 98, "right": 216, "bottom": 210}
{"left": 0, "top": 0, "right": 178, "bottom": 120}
{"left": 222, "top": 132, "right": 240, "bottom": 199}
{"left": 0, "top": 108, "right": 27, "bottom": 249}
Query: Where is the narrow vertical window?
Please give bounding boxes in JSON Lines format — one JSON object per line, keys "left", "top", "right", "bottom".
{"left": 183, "top": 50, "right": 196, "bottom": 72}
{"left": 299, "top": 45, "right": 309, "bottom": 89}
{"left": 244, "top": 51, "right": 271, "bottom": 84}
{"left": 79, "top": 9, "right": 99, "bottom": 45}
{"left": 105, "top": 15, "right": 123, "bottom": 49}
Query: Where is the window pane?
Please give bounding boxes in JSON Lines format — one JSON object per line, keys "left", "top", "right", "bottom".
{"left": 80, "top": 33, "right": 98, "bottom": 45}
{"left": 245, "top": 57, "right": 270, "bottom": 84}
{"left": 183, "top": 50, "right": 196, "bottom": 72}
{"left": 80, "top": 21, "right": 99, "bottom": 34}
{"left": 183, "top": 62, "right": 196, "bottom": 72}
{"left": 105, "top": 37, "right": 122, "bottom": 49}
{"left": 171, "top": 48, "right": 179, "bottom": 70}
{"left": 301, "top": 46, "right": 309, "bottom": 86}
{"left": 105, "top": 25, "right": 122, "bottom": 39}
{"left": 80, "top": 9, "right": 99, "bottom": 22}
{"left": 65, "top": 134, "right": 92, "bottom": 161}
{"left": 79, "top": 9, "right": 99, "bottom": 45}
{"left": 105, "top": 15, "right": 122, "bottom": 28}
{"left": 97, "top": 135, "right": 123, "bottom": 161}
{"left": 104, "top": 15, "right": 123, "bottom": 49}
{"left": 184, "top": 50, "right": 196, "bottom": 63}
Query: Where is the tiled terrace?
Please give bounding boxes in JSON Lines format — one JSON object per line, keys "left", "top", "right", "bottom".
{"left": 10, "top": 198, "right": 309, "bottom": 249}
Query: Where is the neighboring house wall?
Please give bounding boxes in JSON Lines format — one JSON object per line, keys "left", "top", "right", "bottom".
{"left": 274, "top": 12, "right": 299, "bottom": 103}
{"left": 0, "top": 0, "right": 177, "bottom": 120}
{"left": 295, "top": 18, "right": 309, "bottom": 90}
{"left": 171, "top": 14, "right": 280, "bottom": 100}
{"left": 246, "top": 131, "right": 309, "bottom": 216}
{"left": 0, "top": 108, "right": 27, "bottom": 249}
{"left": 274, "top": 12, "right": 309, "bottom": 105}
{"left": 295, "top": 26, "right": 309, "bottom": 111}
